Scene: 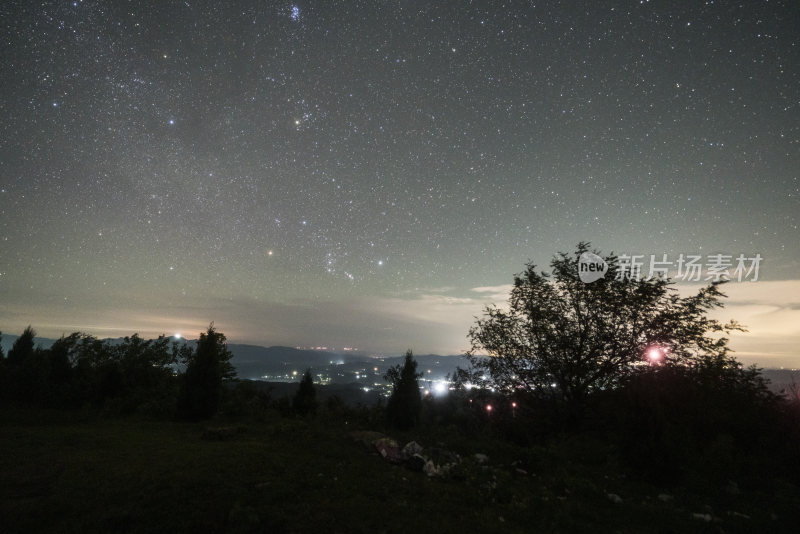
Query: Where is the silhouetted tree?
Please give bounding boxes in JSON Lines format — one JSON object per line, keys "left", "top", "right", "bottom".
{"left": 2, "top": 326, "right": 42, "bottom": 403}
{"left": 114, "top": 335, "right": 177, "bottom": 394}
{"left": 178, "top": 324, "right": 235, "bottom": 420}
{"left": 457, "top": 243, "right": 745, "bottom": 409}
{"left": 292, "top": 369, "right": 318, "bottom": 416}
{"left": 385, "top": 350, "right": 422, "bottom": 430}
{"left": 7, "top": 325, "right": 36, "bottom": 366}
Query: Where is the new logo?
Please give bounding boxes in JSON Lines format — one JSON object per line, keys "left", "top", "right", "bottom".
{"left": 578, "top": 252, "right": 608, "bottom": 283}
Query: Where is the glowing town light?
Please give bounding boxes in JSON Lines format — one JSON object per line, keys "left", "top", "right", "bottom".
{"left": 485, "top": 404, "right": 493, "bottom": 413}
{"left": 433, "top": 381, "right": 448, "bottom": 395}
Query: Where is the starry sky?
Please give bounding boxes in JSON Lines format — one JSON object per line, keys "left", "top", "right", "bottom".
{"left": 1, "top": 1, "right": 798, "bottom": 366}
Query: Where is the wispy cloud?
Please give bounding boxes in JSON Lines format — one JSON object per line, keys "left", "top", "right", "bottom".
{"left": 2, "top": 280, "right": 797, "bottom": 366}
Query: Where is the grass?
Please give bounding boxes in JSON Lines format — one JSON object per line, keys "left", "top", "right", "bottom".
{"left": 1, "top": 407, "right": 797, "bottom": 533}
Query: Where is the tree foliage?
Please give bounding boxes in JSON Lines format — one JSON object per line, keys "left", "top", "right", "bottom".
{"left": 385, "top": 350, "right": 422, "bottom": 430}
{"left": 7, "top": 325, "right": 36, "bottom": 366}
{"left": 457, "top": 243, "right": 745, "bottom": 404}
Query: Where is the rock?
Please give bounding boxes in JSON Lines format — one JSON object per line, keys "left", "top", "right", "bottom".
{"left": 402, "top": 441, "right": 424, "bottom": 458}
{"left": 474, "top": 453, "right": 489, "bottom": 464}
{"left": 691, "top": 513, "right": 712, "bottom": 522}
{"left": 423, "top": 460, "right": 439, "bottom": 477}
{"left": 657, "top": 493, "right": 673, "bottom": 502}
{"left": 428, "top": 447, "right": 460, "bottom": 465}
{"left": 405, "top": 454, "right": 427, "bottom": 472}
{"left": 607, "top": 493, "right": 623, "bottom": 504}
{"left": 373, "top": 437, "right": 403, "bottom": 463}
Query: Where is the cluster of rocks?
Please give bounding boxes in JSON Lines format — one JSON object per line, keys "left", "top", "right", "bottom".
{"left": 372, "top": 437, "right": 463, "bottom": 477}
{"left": 349, "top": 431, "right": 464, "bottom": 477}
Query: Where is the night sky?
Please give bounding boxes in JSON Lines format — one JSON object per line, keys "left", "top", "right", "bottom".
{"left": 1, "top": 1, "right": 798, "bottom": 365}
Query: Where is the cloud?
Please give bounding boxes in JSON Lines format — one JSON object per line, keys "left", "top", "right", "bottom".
{"left": 704, "top": 280, "right": 800, "bottom": 367}
{"left": 2, "top": 279, "right": 797, "bottom": 367}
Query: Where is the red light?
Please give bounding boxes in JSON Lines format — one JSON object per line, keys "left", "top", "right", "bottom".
{"left": 647, "top": 346, "right": 665, "bottom": 363}
{"left": 511, "top": 402, "right": 517, "bottom": 408}
{"left": 486, "top": 404, "right": 493, "bottom": 412}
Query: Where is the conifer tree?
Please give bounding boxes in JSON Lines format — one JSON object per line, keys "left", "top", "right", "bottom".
{"left": 178, "top": 324, "right": 235, "bottom": 420}
{"left": 385, "top": 350, "right": 422, "bottom": 430}
{"left": 293, "top": 369, "right": 318, "bottom": 416}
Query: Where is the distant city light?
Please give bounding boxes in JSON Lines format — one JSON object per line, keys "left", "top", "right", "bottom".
{"left": 486, "top": 404, "right": 493, "bottom": 412}
{"left": 433, "top": 381, "right": 448, "bottom": 395}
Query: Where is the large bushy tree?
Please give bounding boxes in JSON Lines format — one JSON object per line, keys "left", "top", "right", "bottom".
{"left": 178, "top": 324, "right": 235, "bottom": 420}
{"left": 385, "top": 350, "right": 422, "bottom": 430}
{"left": 458, "top": 243, "right": 745, "bottom": 405}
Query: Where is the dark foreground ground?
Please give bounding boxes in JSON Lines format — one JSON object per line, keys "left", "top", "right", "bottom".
{"left": 1, "top": 407, "right": 797, "bottom": 533}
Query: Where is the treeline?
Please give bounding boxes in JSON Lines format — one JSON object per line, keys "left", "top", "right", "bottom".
{"left": 0, "top": 324, "right": 235, "bottom": 420}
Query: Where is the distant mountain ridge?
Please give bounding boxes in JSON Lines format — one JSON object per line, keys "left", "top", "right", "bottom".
{"left": 0, "top": 333, "right": 464, "bottom": 380}
{"left": 1, "top": 332, "right": 794, "bottom": 395}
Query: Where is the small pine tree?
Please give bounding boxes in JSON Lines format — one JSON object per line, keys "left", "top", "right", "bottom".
{"left": 293, "top": 369, "right": 317, "bottom": 416}
{"left": 385, "top": 350, "right": 422, "bottom": 430}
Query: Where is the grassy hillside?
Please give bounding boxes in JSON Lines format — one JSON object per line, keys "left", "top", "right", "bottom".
{"left": 1, "top": 407, "right": 797, "bottom": 533}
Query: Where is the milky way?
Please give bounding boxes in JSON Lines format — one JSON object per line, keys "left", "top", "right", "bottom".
{"left": 1, "top": 1, "right": 797, "bottom": 361}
